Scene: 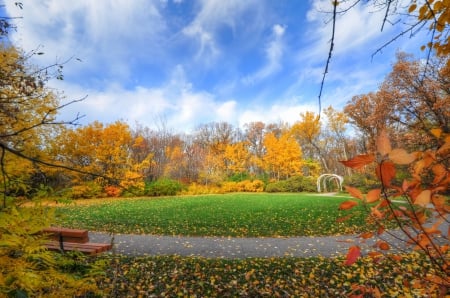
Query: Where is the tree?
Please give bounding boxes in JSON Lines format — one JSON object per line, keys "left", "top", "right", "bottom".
{"left": 291, "top": 111, "right": 329, "bottom": 172}
{"left": 322, "top": 106, "right": 354, "bottom": 175}
{"left": 261, "top": 131, "right": 303, "bottom": 181}
{"left": 224, "top": 141, "right": 251, "bottom": 177}
{"left": 339, "top": 129, "right": 449, "bottom": 295}
{"left": 345, "top": 53, "right": 450, "bottom": 153}
{"left": 0, "top": 10, "right": 104, "bottom": 297}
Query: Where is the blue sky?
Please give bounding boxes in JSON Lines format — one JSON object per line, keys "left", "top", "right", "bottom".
{"left": 3, "top": 0, "right": 427, "bottom": 133}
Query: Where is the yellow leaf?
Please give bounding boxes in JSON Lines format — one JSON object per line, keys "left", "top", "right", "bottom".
{"left": 414, "top": 190, "right": 431, "bottom": 206}
{"left": 377, "top": 130, "right": 392, "bottom": 156}
{"left": 408, "top": 3, "right": 417, "bottom": 12}
{"left": 430, "top": 128, "right": 442, "bottom": 138}
{"left": 389, "top": 148, "right": 416, "bottom": 165}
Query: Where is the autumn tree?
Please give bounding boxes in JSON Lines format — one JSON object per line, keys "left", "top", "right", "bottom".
{"left": 261, "top": 131, "right": 303, "bottom": 181}
{"left": 0, "top": 9, "right": 104, "bottom": 296}
{"left": 224, "top": 141, "right": 252, "bottom": 178}
{"left": 291, "top": 111, "right": 329, "bottom": 172}
{"left": 345, "top": 53, "right": 450, "bottom": 153}
{"left": 244, "top": 122, "right": 266, "bottom": 176}
{"left": 322, "top": 106, "right": 354, "bottom": 176}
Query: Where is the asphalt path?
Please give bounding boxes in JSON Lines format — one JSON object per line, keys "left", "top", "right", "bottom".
{"left": 89, "top": 230, "right": 415, "bottom": 259}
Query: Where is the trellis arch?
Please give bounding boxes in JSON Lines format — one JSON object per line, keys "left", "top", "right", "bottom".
{"left": 317, "top": 174, "right": 344, "bottom": 193}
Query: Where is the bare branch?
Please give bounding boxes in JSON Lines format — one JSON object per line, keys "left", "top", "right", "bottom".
{"left": 318, "top": 0, "right": 339, "bottom": 119}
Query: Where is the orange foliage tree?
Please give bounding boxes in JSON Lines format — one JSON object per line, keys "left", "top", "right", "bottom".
{"left": 339, "top": 129, "right": 449, "bottom": 295}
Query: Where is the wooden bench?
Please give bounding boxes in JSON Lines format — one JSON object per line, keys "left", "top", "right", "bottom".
{"left": 42, "top": 227, "right": 112, "bottom": 255}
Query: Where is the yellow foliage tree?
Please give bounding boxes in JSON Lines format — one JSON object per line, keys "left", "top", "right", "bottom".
{"left": 261, "top": 132, "right": 303, "bottom": 180}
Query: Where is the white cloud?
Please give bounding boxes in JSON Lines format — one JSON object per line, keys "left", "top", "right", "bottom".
{"left": 6, "top": 0, "right": 168, "bottom": 80}
{"left": 242, "top": 24, "right": 286, "bottom": 84}
{"left": 181, "top": 0, "right": 261, "bottom": 64}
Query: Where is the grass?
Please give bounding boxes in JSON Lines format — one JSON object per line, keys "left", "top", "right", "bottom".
{"left": 54, "top": 193, "right": 372, "bottom": 237}
{"left": 50, "top": 193, "right": 443, "bottom": 296}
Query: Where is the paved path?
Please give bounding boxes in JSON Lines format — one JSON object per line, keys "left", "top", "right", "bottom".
{"left": 90, "top": 231, "right": 413, "bottom": 259}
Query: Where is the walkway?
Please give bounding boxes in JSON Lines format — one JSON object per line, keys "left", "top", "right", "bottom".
{"left": 89, "top": 231, "right": 412, "bottom": 259}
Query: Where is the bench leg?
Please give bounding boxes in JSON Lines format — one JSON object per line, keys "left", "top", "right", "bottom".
{"left": 58, "top": 233, "right": 64, "bottom": 251}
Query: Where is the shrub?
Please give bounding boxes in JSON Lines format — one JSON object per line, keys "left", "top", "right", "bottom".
{"left": 69, "top": 182, "right": 102, "bottom": 199}
{"left": 343, "top": 173, "right": 379, "bottom": 193}
{"left": 144, "top": 178, "right": 186, "bottom": 196}
{"left": 265, "top": 176, "right": 316, "bottom": 193}
{"left": 182, "top": 183, "right": 223, "bottom": 195}
{"left": 227, "top": 172, "right": 251, "bottom": 182}
{"left": 104, "top": 185, "right": 122, "bottom": 197}
{"left": 0, "top": 206, "right": 103, "bottom": 296}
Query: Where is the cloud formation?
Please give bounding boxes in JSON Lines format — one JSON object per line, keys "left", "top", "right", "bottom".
{"left": 3, "top": 1, "right": 428, "bottom": 133}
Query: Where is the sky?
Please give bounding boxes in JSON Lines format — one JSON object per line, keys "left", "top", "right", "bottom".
{"left": 2, "top": 0, "right": 428, "bottom": 133}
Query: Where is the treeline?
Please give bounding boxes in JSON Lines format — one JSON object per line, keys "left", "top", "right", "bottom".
{"left": 2, "top": 43, "right": 449, "bottom": 199}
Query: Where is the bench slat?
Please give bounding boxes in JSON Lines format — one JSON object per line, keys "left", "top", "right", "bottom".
{"left": 42, "top": 227, "right": 112, "bottom": 255}
{"left": 43, "top": 227, "right": 88, "bottom": 239}
{"left": 45, "top": 241, "right": 112, "bottom": 254}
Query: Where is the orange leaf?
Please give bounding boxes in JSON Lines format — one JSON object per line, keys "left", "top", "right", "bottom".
{"left": 344, "top": 246, "right": 361, "bottom": 266}
{"left": 389, "top": 148, "right": 416, "bottom": 165}
{"left": 431, "top": 164, "right": 447, "bottom": 184}
{"left": 377, "top": 225, "right": 385, "bottom": 235}
{"left": 339, "top": 200, "right": 358, "bottom": 210}
{"left": 378, "top": 241, "right": 390, "bottom": 250}
{"left": 336, "top": 214, "right": 353, "bottom": 223}
{"left": 340, "top": 154, "right": 375, "bottom": 169}
{"left": 371, "top": 207, "right": 383, "bottom": 219}
{"left": 390, "top": 255, "right": 402, "bottom": 261}
{"left": 430, "top": 128, "right": 442, "bottom": 138}
{"left": 377, "top": 130, "right": 392, "bottom": 156}
{"left": 366, "top": 189, "right": 381, "bottom": 203}
{"left": 345, "top": 185, "right": 364, "bottom": 200}
{"left": 376, "top": 161, "right": 396, "bottom": 187}
{"left": 360, "top": 232, "right": 374, "bottom": 239}
{"left": 414, "top": 190, "right": 431, "bottom": 206}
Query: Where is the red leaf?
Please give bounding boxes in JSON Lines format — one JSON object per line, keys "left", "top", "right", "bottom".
{"left": 345, "top": 246, "right": 361, "bottom": 266}
{"left": 376, "top": 161, "right": 396, "bottom": 187}
{"left": 340, "top": 154, "right": 375, "bottom": 169}
{"left": 339, "top": 200, "right": 358, "bottom": 210}
{"left": 345, "top": 186, "right": 364, "bottom": 200}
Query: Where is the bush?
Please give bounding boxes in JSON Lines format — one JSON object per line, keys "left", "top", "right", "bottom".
{"left": 144, "top": 178, "right": 186, "bottom": 196}
{"left": 343, "top": 173, "right": 379, "bottom": 193}
{"left": 265, "top": 176, "right": 316, "bottom": 193}
{"left": 69, "top": 182, "right": 102, "bottom": 199}
{"left": 104, "top": 185, "right": 122, "bottom": 197}
{"left": 182, "top": 183, "right": 224, "bottom": 195}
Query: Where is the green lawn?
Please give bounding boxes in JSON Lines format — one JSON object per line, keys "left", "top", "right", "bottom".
{"left": 51, "top": 193, "right": 441, "bottom": 296}
{"left": 54, "top": 193, "right": 372, "bottom": 237}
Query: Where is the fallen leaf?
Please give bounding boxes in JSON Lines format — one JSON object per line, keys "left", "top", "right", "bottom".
{"left": 344, "top": 246, "right": 361, "bottom": 266}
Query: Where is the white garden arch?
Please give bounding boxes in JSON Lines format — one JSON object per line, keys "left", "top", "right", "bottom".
{"left": 317, "top": 174, "right": 344, "bottom": 193}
